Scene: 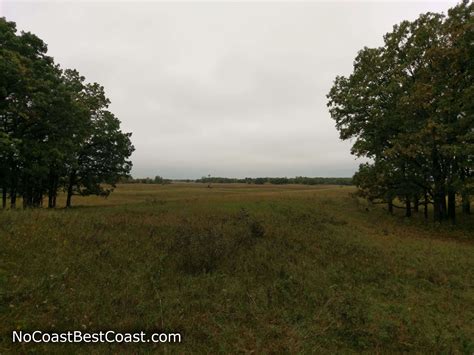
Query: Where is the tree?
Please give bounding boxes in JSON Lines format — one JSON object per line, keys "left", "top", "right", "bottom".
{"left": 327, "top": 1, "right": 473, "bottom": 223}
{"left": 0, "top": 17, "right": 57, "bottom": 208}
{"left": 65, "top": 110, "right": 134, "bottom": 207}
{"left": 0, "top": 17, "right": 134, "bottom": 209}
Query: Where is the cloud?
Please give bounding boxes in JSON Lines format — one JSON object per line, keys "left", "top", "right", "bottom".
{"left": 3, "top": 1, "right": 457, "bottom": 178}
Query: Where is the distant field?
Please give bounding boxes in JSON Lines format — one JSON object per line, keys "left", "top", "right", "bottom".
{"left": 1, "top": 183, "right": 473, "bottom": 353}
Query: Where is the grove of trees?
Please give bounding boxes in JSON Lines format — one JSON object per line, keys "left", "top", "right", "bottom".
{"left": 0, "top": 18, "right": 134, "bottom": 208}
{"left": 328, "top": 1, "right": 473, "bottom": 223}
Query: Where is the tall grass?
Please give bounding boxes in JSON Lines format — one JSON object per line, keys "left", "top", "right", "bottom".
{"left": 1, "top": 184, "right": 473, "bottom": 353}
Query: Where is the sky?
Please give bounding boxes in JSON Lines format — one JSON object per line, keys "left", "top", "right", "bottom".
{"left": 2, "top": 1, "right": 458, "bottom": 179}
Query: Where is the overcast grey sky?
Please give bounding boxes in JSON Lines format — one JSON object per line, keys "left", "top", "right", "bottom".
{"left": 2, "top": 1, "right": 457, "bottom": 178}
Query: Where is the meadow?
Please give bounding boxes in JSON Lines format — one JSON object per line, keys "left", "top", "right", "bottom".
{"left": 1, "top": 183, "right": 473, "bottom": 353}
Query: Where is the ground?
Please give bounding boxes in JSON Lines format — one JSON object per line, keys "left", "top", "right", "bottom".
{"left": 1, "top": 183, "right": 473, "bottom": 353}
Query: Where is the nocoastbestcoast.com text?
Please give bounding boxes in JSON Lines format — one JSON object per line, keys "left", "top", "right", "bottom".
{"left": 12, "top": 330, "right": 182, "bottom": 344}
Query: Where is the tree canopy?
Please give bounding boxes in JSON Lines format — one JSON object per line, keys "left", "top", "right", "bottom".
{"left": 327, "top": 1, "right": 473, "bottom": 223}
{"left": 0, "top": 18, "right": 134, "bottom": 208}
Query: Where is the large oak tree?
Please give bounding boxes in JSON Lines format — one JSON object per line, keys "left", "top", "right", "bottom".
{"left": 328, "top": 1, "right": 473, "bottom": 223}
{"left": 0, "top": 17, "right": 134, "bottom": 208}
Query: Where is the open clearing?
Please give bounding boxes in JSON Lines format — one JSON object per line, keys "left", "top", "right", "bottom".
{"left": 1, "top": 183, "right": 473, "bottom": 353}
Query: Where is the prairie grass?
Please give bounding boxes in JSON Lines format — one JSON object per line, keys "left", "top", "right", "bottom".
{"left": 1, "top": 183, "right": 473, "bottom": 353}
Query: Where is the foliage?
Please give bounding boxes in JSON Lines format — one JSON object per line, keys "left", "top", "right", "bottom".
{"left": 327, "top": 1, "right": 473, "bottom": 223}
{"left": 0, "top": 18, "right": 134, "bottom": 208}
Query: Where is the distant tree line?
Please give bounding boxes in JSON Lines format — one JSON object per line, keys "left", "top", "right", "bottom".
{"left": 120, "top": 176, "right": 171, "bottom": 184}
{"left": 0, "top": 18, "right": 134, "bottom": 208}
{"left": 119, "top": 176, "right": 353, "bottom": 185}
{"left": 327, "top": 1, "right": 472, "bottom": 223}
{"left": 195, "top": 176, "right": 353, "bottom": 185}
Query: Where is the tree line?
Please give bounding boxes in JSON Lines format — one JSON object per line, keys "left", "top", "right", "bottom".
{"left": 327, "top": 1, "right": 472, "bottom": 223}
{"left": 0, "top": 18, "right": 134, "bottom": 208}
{"left": 195, "top": 176, "right": 353, "bottom": 185}
{"left": 120, "top": 176, "right": 171, "bottom": 184}
{"left": 120, "top": 176, "right": 353, "bottom": 185}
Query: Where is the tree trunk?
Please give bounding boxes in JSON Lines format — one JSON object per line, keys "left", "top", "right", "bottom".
{"left": 48, "top": 174, "right": 54, "bottom": 208}
{"left": 447, "top": 189, "right": 456, "bottom": 224}
{"left": 48, "top": 192, "right": 54, "bottom": 208}
{"left": 405, "top": 197, "right": 412, "bottom": 217}
{"left": 433, "top": 186, "right": 446, "bottom": 222}
{"left": 48, "top": 169, "right": 58, "bottom": 208}
{"left": 23, "top": 182, "right": 33, "bottom": 209}
{"left": 431, "top": 143, "right": 445, "bottom": 222}
{"left": 66, "top": 171, "right": 76, "bottom": 208}
{"left": 34, "top": 188, "right": 43, "bottom": 208}
{"left": 53, "top": 175, "right": 58, "bottom": 207}
{"left": 424, "top": 190, "right": 428, "bottom": 220}
{"left": 462, "top": 192, "right": 470, "bottom": 215}
{"left": 10, "top": 172, "right": 17, "bottom": 209}
{"left": 388, "top": 199, "right": 393, "bottom": 215}
{"left": 441, "top": 191, "right": 447, "bottom": 220}
{"left": 413, "top": 196, "right": 419, "bottom": 213}
{"left": 10, "top": 188, "right": 16, "bottom": 209}
{"left": 2, "top": 187, "right": 6, "bottom": 209}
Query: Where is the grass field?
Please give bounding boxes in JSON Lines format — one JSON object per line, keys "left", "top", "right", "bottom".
{"left": 1, "top": 183, "right": 473, "bottom": 353}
